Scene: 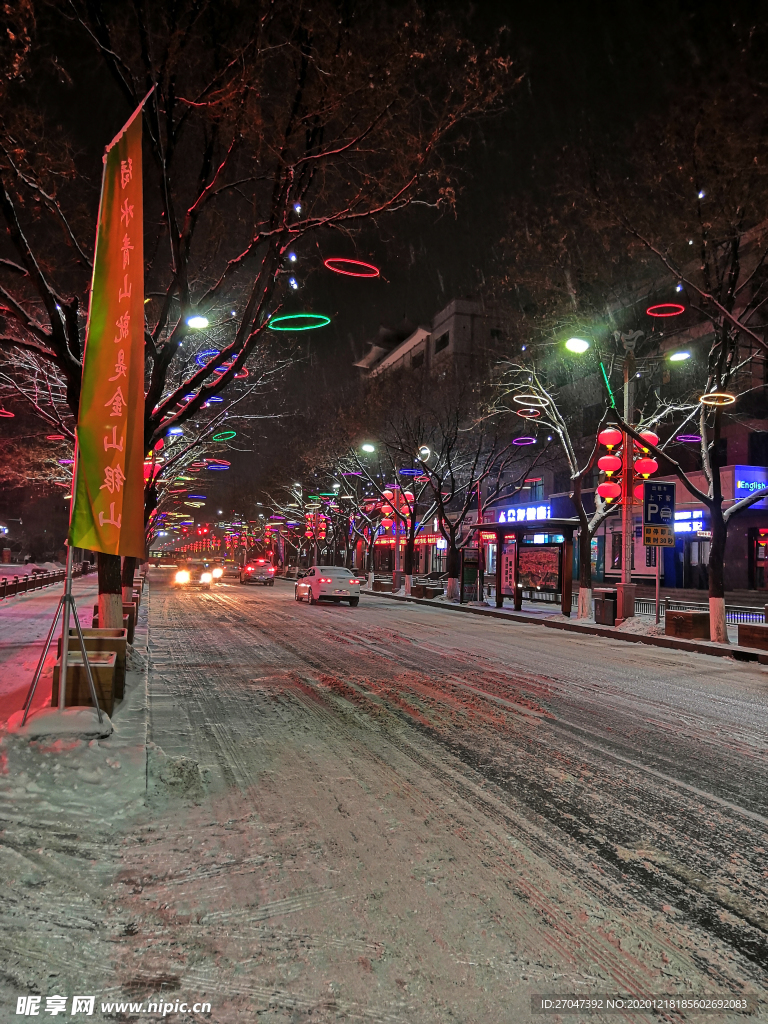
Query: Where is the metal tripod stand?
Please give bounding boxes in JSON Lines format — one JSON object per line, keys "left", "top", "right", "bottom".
{"left": 21, "top": 543, "right": 103, "bottom": 726}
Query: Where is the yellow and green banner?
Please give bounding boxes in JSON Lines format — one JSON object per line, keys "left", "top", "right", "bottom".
{"left": 69, "top": 105, "right": 146, "bottom": 558}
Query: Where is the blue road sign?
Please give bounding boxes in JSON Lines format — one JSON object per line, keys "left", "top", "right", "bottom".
{"left": 644, "top": 481, "right": 675, "bottom": 526}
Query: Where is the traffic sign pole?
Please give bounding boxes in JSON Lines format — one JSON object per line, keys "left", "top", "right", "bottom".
{"left": 655, "top": 545, "right": 661, "bottom": 623}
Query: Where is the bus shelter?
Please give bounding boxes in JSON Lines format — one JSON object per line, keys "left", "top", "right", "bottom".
{"left": 471, "top": 518, "right": 579, "bottom": 617}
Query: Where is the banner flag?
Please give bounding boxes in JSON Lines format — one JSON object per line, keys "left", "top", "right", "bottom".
{"left": 69, "top": 104, "right": 146, "bottom": 558}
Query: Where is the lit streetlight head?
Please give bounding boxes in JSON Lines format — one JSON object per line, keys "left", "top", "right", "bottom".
{"left": 187, "top": 315, "right": 209, "bottom": 329}
{"left": 361, "top": 443, "right": 375, "bottom": 453}
{"left": 565, "top": 337, "right": 590, "bottom": 354}
{"left": 669, "top": 351, "right": 691, "bottom": 362}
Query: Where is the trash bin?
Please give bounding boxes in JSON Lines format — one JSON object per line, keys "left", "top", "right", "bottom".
{"left": 594, "top": 588, "right": 617, "bottom": 626}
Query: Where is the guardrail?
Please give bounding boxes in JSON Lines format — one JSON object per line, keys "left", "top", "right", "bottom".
{"left": 0, "top": 562, "right": 91, "bottom": 602}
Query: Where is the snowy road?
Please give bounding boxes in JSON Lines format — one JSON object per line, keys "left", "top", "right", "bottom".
{"left": 2, "top": 570, "right": 767, "bottom": 1023}
{"left": 134, "top": 572, "right": 767, "bottom": 1022}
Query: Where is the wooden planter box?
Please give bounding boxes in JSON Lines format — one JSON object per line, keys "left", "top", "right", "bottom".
{"left": 665, "top": 610, "right": 710, "bottom": 640}
{"left": 737, "top": 623, "right": 768, "bottom": 651}
{"left": 92, "top": 602, "right": 136, "bottom": 644}
{"left": 58, "top": 628, "right": 127, "bottom": 700}
{"left": 52, "top": 651, "right": 116, "bottom": 715}
{"left": 372, "top": 581, "right": 392, "bottom": 593}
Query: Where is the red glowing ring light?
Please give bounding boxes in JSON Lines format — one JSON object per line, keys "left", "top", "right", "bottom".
{"left": 323, "top": 257, "right": 380, "bottom": 279}
{"left": 513, "top": 436, "right": 537, "bottom": 446}
{"left": 646, "top": 304, "right": 685, "bottom": 317}
{"left": 46, "top": 434, "right": 67, "bottom": 441}
{"left": 516, "top": 408, "right": 541, "bottom": 419}
{"left": 0, "top": 409, "right": 14, "bottom": 418}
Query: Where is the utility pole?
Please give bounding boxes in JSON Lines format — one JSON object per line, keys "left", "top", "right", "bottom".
{"left": 617, "top": 330, "right": 641, "bottom": 622}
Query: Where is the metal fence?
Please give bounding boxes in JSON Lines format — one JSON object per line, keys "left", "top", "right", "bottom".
{"left": 0, "top": 562, "right": 91, "bottom": 602}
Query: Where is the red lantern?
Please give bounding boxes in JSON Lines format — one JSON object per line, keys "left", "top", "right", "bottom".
{"left": 598, "top": 454, "right": 622, "bottom": 477}
{"left": 383, "top": 489, "right": 394, "bottom": 501}
{"left": 598, "top": 427, "right": 623, "bottom": 450}
{"left": 635, "top": 457, "right": 658, "bottom": 478}
{"left": 634, "top": 484, "right": 645, "bottom": 501}
{"left": 635, "top": 430, "right": 659, "bottom": 452}
{"left": 381, "top": 518, "right": 393, "bottom": 528}
{"left": 597, "top": 481, "right": 621, "bottom": 502}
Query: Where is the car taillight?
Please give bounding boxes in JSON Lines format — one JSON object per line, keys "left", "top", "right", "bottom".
{"left": 246, "top": 567, "right": 253, "bottom": 572}
{"left": 320, "top": 577, "right": 332, "bottom": 583}
{"left": 350, "top": 579, "right": 360, "bottom": 584}
{"left": 268, "top": 567, "right": 275, "bottom": 573}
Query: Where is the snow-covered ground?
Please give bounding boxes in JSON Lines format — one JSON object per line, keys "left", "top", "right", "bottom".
{"left": 0, "top": 573, "right": 766, "bottom": 1022}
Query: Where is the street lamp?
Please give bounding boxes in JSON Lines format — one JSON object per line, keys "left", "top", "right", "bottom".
{"left": 565, "top": 337, "right": 590, "bottom": 353}
{"left": 361, "top": 443, "right": 375, "bottom": 453}
{"left": 187, "top": 315, "right": 209, "bottom": 329}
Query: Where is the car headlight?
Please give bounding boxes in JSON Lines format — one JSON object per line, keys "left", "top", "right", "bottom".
{"left": 200, "top": 572, "right": 213, "bottom": 583}
{"left": 175, "top": 570, "right": 190, "bottom": 584}
{"left": 212, "top": 567, "right": 223, "bottom": 579}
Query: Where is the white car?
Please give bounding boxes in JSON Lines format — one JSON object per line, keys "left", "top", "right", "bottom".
{"left": 295, "top": 566, "right": 362, "bottom": 606}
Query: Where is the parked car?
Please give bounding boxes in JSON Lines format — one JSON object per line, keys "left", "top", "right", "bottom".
{"left": 294, "top": 566, "right": 362, "bottom": 606}
{"left": 240, "top": 558, "right": 276, "bottom": 585}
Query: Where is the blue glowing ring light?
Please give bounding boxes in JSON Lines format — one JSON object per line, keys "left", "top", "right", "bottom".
{"left": 208, "top": 464, "right": 230, "bottom": 470}
{"left": 195, "top": 349, "right": 221, "bottom": 366}
{"left": 268, "top": 313, "right": 331, "bottom": 331}
{"left": 398, "top": 468, "right": 421, "bottom": 476}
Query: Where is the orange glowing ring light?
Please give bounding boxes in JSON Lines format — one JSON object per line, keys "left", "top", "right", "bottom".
{"left": 699, "top": 391, "right": 736, "bottom": 406}
{"left": 324, "top": 257, "right": 380, "bottom": 278}
{"left": 646, "top": 304, "right": 685, "bottom": 317}
{"left": 512, "top": 394, "right": 548, "bottom": 407}
{"left": 516, "top": 408, "right": 541, "bottom": 419}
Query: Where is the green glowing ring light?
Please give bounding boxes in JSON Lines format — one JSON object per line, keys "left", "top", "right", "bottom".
{"left": 212, "top": 431, "right": 237, "bottom": 441}
{"left": 268, "top": 313, "right": 331, "bottom": 331}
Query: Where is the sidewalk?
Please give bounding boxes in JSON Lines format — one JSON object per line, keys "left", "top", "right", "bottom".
{"left": 357, "top": 587, "right": 768, "bottom": 665}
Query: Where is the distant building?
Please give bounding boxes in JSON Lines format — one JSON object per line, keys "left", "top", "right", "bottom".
{"left": 354, "top": 298, "right": 508, "bottom": 378}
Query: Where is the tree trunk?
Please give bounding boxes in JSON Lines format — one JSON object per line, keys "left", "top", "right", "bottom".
{"left": 708, "top": 507, "right": 728, "bottom": 643}
{"left": 121, "top": 555, "right": 136, "bottom": 604}
{"left": 446, "top": 543, "right": 460, "bottom": 600}
{"left": 403, "top": 536, "right": 414, "bottom": 595}
{"left": 578, "top": 527, "right": 593, "bottom": 619}
{"left": 97, "top": 552, "right": 123, "bottom": 628}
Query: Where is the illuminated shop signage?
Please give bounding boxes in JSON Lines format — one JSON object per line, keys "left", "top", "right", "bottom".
{"left": 734, "top": 465, "right": 768, "bottom": 509}
{"left": 497, "top": 504, "right": 551, "bottom": 523}
{"left": 674, "top": 509, "right": 704, "bottom": 533}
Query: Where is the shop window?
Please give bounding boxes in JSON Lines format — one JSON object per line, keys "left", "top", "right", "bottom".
{"left": 748, "top": 432, "right": 768, "bottom": 467}
{"left": 434, "top": 331, "right": 450, "bottom": 355}
{"left": 611, "top": 533, "right": 622, "bottom": 569}
{"left": 712, "top": 437, "right": 728, "bottom": 466}
{"left": 610, "top": 533, "right": 635, "bottom": 570}
{"left": 526, "top": 479, "right": 544, "bottom": 500}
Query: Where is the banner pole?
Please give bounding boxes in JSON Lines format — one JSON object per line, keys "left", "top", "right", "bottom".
{"left": 58, "top": 436, "right": 83, "bottom": 711}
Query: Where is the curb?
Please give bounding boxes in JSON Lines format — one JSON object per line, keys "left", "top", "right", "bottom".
{"left": 355, "top": 587, "right": 768, "bottom": 666}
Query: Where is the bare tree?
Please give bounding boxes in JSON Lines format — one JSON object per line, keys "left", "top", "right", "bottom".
{"left": 0, "top": 0, "right": 517, "bottom": 611}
